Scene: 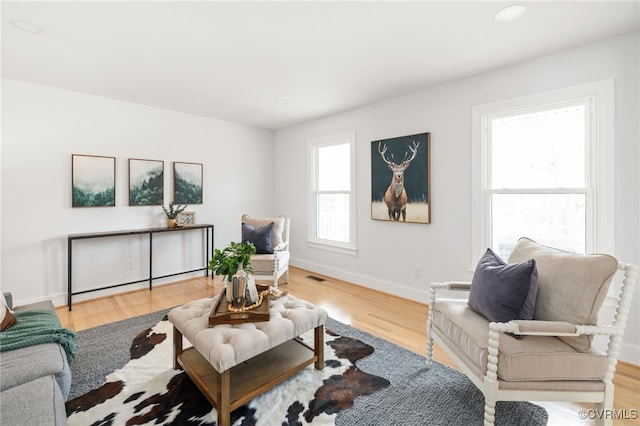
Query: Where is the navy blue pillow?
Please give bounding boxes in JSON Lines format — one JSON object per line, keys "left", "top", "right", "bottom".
{"left": 242, "top": 222, "right": 274, "bottom": 254}
{"left": 468, "top": 249, "right": 538, "bottom": 325}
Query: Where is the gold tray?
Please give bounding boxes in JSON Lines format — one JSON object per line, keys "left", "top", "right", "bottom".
{"left": 209, "top": 284, "right": 271, "bottom": 326}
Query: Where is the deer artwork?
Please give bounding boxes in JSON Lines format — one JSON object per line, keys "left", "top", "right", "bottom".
{"left": 377, "top": 140, "right": 420, "bottom": 221}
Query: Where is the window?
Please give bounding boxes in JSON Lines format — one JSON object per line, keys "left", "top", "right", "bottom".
{"left": 472, "top": 80, "right": 614, "bottom": 262}
{"left": 308, "top": 131, "right": 357, "bottom": 255}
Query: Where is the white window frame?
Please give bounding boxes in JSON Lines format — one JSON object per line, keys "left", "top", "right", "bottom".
{"left": 307, "top": 130, "right": 357, "bottom": 256}
{"left": 471, "top": 80, "right": 614, "bottom": 265}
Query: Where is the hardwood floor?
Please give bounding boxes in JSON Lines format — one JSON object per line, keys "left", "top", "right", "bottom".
{"left": 56, "top": 267, "right": 639, "bottom": 426}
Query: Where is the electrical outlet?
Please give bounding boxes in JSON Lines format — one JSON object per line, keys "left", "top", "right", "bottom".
{"left": 414, "top": 265, "right": 422, "bottom": 278}
{"left": 126, "top": 260, "right": 134, "bottom": 270}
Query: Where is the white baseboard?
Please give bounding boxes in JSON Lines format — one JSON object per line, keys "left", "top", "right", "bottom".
{"left": 13, "top": 272, "right": 205, "bottom": 309}
{"left": 12, "top": 292, "right": 70, "bottom": 309}
{"left": 619, "top": 343, "right": 640, "bottom": 366}
{"left": 291, "top": 257, "right": 431, "bottom": 304}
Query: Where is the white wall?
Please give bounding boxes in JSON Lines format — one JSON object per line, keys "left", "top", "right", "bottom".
{"left": 2, "top": 33, "right": 638, "bottom": 364}
{"left": 1, "top": 79, "right": 275, "bottom": 306}
{"left": 274, "top": 33, "right": 640, "bottom": 364}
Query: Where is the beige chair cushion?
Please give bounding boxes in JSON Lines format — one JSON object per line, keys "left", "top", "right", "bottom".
{"left": 242, "top": 214, "right": 286, "bottom": 248}
{"left": 431, "top": 299, "right": 608, "bottom": 382}
{"left": 251, "top": 251, "right": 290, "bottom": 274}
{"left": 507, "top": 237, "right": 618, "bottom": 352}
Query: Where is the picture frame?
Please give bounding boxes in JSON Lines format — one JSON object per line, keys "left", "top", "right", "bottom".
{"left": 178, "top": 211, "right": 196, "bottom": 226}
{"left": 370, "top": 132, "right": 430, "bottom": 223}
{"left": 72, "top": 154, "right": 116, "bottom": 207}
{"left": 173, "top": 162, "right": 203, "bottom": 204}
{"left": 128, "top": 158, "right": 164, "bottom": 206}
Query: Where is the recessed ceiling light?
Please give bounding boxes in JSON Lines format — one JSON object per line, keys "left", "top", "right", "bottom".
{"left": 10, "top": 19, "right": 44, "bottom": 34}
{"left": 274, "top": 98, "right": 288, "bottom": 105}
{"left": 494, "top": 5, "right": 526, "bottom": 23}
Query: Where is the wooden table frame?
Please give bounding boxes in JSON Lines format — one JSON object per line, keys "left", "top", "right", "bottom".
{"left": 173, "top": 325, "right": 325, "bottom": 426}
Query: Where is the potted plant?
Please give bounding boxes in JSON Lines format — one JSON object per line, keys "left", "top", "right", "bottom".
{"left": 208, "top": 241, "right": 256, "bottom": 282}
{"left": 162, "top": 201, "right": 188, "bottom": 228}
{"left": 209, "top": 241, "right": 257, "bottom": 305}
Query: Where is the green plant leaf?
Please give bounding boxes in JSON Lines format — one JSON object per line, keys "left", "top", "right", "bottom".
{"left": 208, "top": 241, "right": 256, "bottom": 281}
{"left": 162, "top": 201, "right": 188, "bottom": 219}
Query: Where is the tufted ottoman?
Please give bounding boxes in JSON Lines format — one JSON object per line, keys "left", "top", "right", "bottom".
{"left": 168, "top": 293, "right": 328, "bottom": 426}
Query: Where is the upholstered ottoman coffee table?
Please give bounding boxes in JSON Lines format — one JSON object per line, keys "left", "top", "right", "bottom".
{"left": 168, "top": 293, "right": 328, "bottom": 426}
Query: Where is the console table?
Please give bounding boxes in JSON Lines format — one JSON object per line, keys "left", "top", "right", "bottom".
{"left": 67, "top": 224, "right": 214, "bottom": 310}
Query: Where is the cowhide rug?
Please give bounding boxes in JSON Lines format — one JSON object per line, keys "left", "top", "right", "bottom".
{"left": 66, "top": 316, "right": 390, "bottom": 425}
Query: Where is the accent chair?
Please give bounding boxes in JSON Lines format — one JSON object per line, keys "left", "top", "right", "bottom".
{"left": 425, "top": 237, "right": 638, "bottom": 426}
{"left": 241, "top": 214, "right": 290, "bottom": 288}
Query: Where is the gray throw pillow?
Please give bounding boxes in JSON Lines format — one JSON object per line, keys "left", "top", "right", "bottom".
{"left": 241, "top": 215, "right": 286, "bottom": 248}
{"left": 242, "top": 222, "right": 274, "bottom": 254}
{"left": 468, "top": 248, "right": 539, "bottom": 326}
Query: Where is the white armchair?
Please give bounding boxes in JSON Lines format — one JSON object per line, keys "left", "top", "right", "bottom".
{"left": 241, "top": 214, "right": 290, "bottom": 288}
{"left": 426, "top": 237, "right": 638, "bottom": 426}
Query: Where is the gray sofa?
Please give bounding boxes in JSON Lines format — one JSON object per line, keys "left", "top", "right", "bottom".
{"left": 1, "top": 293, "right": 71, "bottom": 426}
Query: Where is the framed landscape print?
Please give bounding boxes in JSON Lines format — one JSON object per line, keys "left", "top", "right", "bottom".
{"left": 72, "top": 154, "right": 116, "bottom": 207}
{"left": 128, "top": 158, "right": 164, "bottom": 206}
{"left": 173, "top": 162, "right": 203, "bottom": 204}
{"left": 370, "top": 132, "right": 430, "bottom": 223}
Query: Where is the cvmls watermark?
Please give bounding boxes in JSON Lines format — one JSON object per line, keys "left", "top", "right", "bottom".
{"left": 578, "top": 409, "right": 638, "bottom": 420}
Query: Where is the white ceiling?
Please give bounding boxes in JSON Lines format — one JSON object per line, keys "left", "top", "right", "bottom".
{"left": 2, "top": 1, "right": 639, "bottom": 130}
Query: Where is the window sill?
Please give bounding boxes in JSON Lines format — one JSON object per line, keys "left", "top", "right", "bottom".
{"left": 306, "top": 240, "right": 358, "bottom": 256}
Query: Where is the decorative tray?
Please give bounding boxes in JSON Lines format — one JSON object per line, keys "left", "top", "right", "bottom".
{"left": 209, "top": 284, "right": 271, "bottom": 326}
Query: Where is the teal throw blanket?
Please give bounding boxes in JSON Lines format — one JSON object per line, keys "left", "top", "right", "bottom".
{"left": 0, "top": 309, "right": 77, "bottom": 363}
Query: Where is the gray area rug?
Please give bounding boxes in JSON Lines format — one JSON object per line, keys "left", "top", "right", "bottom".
{"left": 69, "top": 308, "right": 171, "bottom": 399}
{"left": 327, "top": 319, "right": 547, "bottom": 426}
{"left": 69, "top": 311, "right": 548, "bottom": 425}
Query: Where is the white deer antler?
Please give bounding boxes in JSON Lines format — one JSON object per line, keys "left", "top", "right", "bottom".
{"left": 400, "top": 141, "right": 420, "bottom": 168}
{"left": 378, "top": 142, "right": 393, "bottom": 166}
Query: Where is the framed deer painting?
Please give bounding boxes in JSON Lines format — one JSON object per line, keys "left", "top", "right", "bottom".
{"left": 371, "top": 132, "right": 430, "bottom": 223}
